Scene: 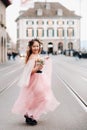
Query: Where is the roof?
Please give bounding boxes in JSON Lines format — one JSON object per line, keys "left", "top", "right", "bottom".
{"left": 1, "top": 0, "right": 11, "bottom": 7}
{"left": 16, "top": 2, "right": 81, "bottom": 21}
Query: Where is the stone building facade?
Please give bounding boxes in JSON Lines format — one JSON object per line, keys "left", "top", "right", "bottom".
{"left": 0, "top": 0, "right": 11, "bottom": 63}
{"left": 16, "top": 2, "right": 81, "bottom": 55}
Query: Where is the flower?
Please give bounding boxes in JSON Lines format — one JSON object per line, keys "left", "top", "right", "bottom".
{"left": 35, "top": 58, "right": 44, "bottom": 65}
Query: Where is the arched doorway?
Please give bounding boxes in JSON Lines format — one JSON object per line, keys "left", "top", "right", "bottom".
{"left": 48, "top": 42, "right": 53, "bottom": 54}
{"left": 68, "top": 42, "right": 73, "bottom": 56}
{"left": 68, "top": 42, "right": 73, "bottom": 50}
{"left": 58, "top": 42, "right": 63, "bottom": 54}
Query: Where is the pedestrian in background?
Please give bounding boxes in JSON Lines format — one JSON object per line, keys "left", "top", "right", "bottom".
{"left": 78, "top": 51, "right": 82, "bottom": 59}
{"left": 7, "top": 51, "right": 12, "bottom": 60}
{"left": 12, "top": 39, "right": 60, "bottom": 126}
{"left": 75, "top": 52, "right": 79, "bottom": 61}
{"left": 12, "top": 51, "right": 18, "bottom": 60}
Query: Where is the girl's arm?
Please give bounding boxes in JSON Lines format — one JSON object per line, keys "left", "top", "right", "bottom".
{"left": 44, "top": 56, "right": 49, "bottom": 60}
{"left": 31, "top": 64, "right": 43, "bottom": 74}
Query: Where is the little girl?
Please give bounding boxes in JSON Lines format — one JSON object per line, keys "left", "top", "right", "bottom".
{"left": 12, "top": 39, "right": 60, "bottom": 126}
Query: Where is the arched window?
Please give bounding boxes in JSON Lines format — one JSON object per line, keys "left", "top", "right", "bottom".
{"left": 58, "top": 42, "right": 63, "bottom": 50}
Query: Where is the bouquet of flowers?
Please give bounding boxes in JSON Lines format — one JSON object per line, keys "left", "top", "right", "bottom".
{"left": 36, "top": 58, "right": 44, "bottom": 65}
{"left": 35, "top": 58, "right": 44, "bottom": 73}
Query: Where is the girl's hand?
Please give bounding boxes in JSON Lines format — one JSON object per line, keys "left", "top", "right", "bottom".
{"left": 45, "top": 56, "right": 49, "bottom": 60}
{"left": 35, "top": 64, "right": 43, "bottom": 71}
{"left": 32, "top": 64, "right": 43, "bottom": 74}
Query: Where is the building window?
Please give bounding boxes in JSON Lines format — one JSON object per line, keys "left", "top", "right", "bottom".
{"left": 32, "top": 21, "right": 34, "bottom": 24}
{"left": 26, "top": 21, "right": 28, "bottom": 24}
{"left": 63, "top": 29, "right": 64, "bottom": 36}
{"left": 57, "top": 9, "right": 63, "bottom": 16}
{"left": 47, "top": 28, "right": 54, "bottom": 37}
{"left": 72, "top": 29, "right": 74, "bottom": 36}
{"left": 27, "top": 28, "right": 34, "bottom": 37}
{"left": 67, "top": 28, "right": 74, "bottom": 37}
{"left": 45, "top": 3, "right": 50, "bottom": 9}
{"left": 57, "top": 28, "right": 64, "bottom": 37}
{"left": 67, "top": 21, "right": 74, "bottom": 25}
{"left": 37, "top": 20, "right": 44, "bottom": 25}
{"left": 37, "top": 28, "right": 44, "bottom": 37}
{"left": 37, "top": 9, "right": 43, "bottom": 16}
{"left": 4, "top": 38, "right": 6, "bottom": 45}
{"left": 26, "top": 20, "right": 34, "bottom": 25}
{"left": 17, "top": 28, "right": 19, "bottom": 38}
{"left": 57, "top": 20, "right": 64, "bottom": 25}
{"left": 26, "top": 29, "right": 28, "bottom": 37}
{"left": 47, "top": 20, "right": 54, "bottom": 25}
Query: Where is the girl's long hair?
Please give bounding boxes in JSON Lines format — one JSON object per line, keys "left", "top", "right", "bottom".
{"left": 25, "top": 39, "right": 42, "bottom": 64}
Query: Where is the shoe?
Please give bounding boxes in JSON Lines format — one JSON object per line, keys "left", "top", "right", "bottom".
{"left": 29, "top": 118, "right": 37, "bottom": 126}
{"left": 24, "top": 115, "right": 37, "bottom": 126}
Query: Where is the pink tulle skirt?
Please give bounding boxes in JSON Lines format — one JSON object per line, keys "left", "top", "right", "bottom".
{"left": 12, "top": 72, "right": 60, "bottom": 119}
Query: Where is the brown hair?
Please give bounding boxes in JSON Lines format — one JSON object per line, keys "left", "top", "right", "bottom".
{"left": 25, "top": 39, "right": 42, "bottom": 64}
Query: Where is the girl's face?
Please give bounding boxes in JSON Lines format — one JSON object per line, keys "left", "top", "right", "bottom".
{"left": 31, "top": 41, "right": 40, "bottom": 54}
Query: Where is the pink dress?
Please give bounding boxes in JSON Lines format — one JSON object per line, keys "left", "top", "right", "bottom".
{"left": 12, "top": 56, "right": 60, "bottom": 119}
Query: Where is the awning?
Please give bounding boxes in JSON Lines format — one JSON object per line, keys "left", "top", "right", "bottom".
{"left": 48, "top": 44, "right": 53, "bottom": 48}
